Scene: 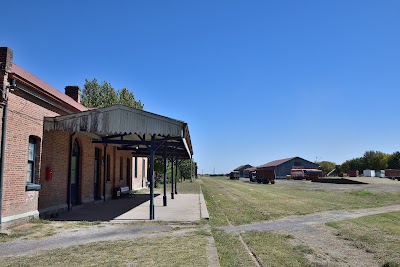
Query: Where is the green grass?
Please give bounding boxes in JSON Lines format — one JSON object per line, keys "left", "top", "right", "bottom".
{"left": 242, "top": 231, "right": 315, "bottom": 267}
{"left": 326, "top": 211, "right": 400, "bottom": 266}
{"left": 0, "top": 219, "right": 56, "bottom": 243}
{"left": 0, "top": 232, "right": 209, "bottom": 267}
{"left": 136, "top": 179, "right": 200, "bottom": 194}
{"left": 212, "top": 229, "right": 317, "bottom": 267}
{"left": 201, "top": 176, "right": 400, "bottom": 226}
{"left": 212, "top": 229, "right": 255, "bottom": 267}
{"left": 75, "top": 221, "right": 101, "bottom": 226}
{"left": 349, "top": 190, "right": 374, "bottom": 197}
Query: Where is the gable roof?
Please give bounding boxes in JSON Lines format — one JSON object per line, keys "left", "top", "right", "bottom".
{"left": 244, "top": 167, "right": 257, "bottom": 172}
{"left": 257, "top": 157, "right": 297, "bottom": 168}
{"left": 234, "top": 164, "right": 253, "bottom": 171}
{"left": 9, "top": 64, "right": 88, "bottom": 113}
{"left": 257, "top": 156, "right": 320, "bottom": 169}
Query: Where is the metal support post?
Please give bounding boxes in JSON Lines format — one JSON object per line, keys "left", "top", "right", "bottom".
{"left": 103, "top": 144, "right": 107, "bottom": 202}
{"left": 175, "top": 157, "right": 178, "bottom": 195}
{"left": 163, "top": 146, "right": 167, "bottom": 206}
{"left": 149, "top": 138, "right": 155, "bottom": 220}
{"left": 190, "top": 159, "right": 193, "bottom": 182}
{"left": 171, "top": 158, "right": 174, "bottom": 199}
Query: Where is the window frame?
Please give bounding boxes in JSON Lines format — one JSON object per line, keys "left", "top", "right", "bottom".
{"left": 27, "top": 136, "right": 37, "bottom": 184}
{"left": 26, "top": 136, "right": 41, "bottom": 191}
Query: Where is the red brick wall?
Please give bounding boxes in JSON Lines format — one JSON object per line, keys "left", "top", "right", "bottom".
{"left": 2, "top": 92, "right": 60, "bottom": 221}
{"left": 39, "top": 131, "right": 69, "bottom": 211}
{"left": 39, "top": 132, "right": 136, "bottom": 212}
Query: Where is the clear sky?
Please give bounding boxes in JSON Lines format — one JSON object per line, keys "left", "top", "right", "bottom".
{"left": 2, "top": 1, "right": 400, "bottom": 174}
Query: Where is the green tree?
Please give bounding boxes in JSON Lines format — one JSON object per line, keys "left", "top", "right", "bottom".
{"left": 340, "top": 157, "right": 364, "bottom": 173}
{"left": 178, "top": 159, "right": 195, "bottom": 181}
{"left": 317, "top": 161, "right": 336, "bottom": 173}
{"left": 362, "top": 151, "right": 389, "bottom": 170}
{"left": 349, "top": 157, "right": 365, "bottom": 172}
{"left": 118, "top": 88, "right": 143, "bottom": 109}
{"left": 340, "top": 160, "right": 351, "bottom": 173}
{"left": 387, "top": 151, "right": 400, "bottom": 169}
{"left": 81, "top": 78, "right": 143, "bottom": 109}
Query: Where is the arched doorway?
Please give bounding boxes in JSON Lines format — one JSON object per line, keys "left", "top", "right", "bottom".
{"left": 71, "top": 139, "right": 80, "bottom": 205}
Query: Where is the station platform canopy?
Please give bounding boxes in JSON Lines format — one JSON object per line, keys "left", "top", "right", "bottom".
{"left": 44, "top": 104, "right": 193, "bottom": 159}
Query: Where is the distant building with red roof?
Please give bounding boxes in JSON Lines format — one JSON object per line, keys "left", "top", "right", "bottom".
{"left": 257, "top": 157, "right": 319, "bottom": 179}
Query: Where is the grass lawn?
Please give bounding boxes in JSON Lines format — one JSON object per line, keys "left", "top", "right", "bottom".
{"left": 201, "top": 176, "right": 400, "bottom": 226}
{"left": 201, "top": 176, "right": 400, "bottom": 267}
{"left": 136, "top": 179, "right": 200, "bottom": 194}
{"left": 211, "top": 229, "right": 255, "bottom": 267}
{"left": 0, "top": 230, "right": 209, "bottom": 267}
{"left": 2, "top": 177, "right": 399, "bottom": 267}
{"left": 242, "top": 231, "right": 315, "bottom": 267}
{"left": 326, "top": 211, "right": 400, "bottom": 266}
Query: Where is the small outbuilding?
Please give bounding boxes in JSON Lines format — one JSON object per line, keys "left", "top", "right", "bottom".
{"left": 233, "top": 164, "right": 253, "bottom": 178}
{"left": 257, "top": 157, "right": 319, "bottom": 179}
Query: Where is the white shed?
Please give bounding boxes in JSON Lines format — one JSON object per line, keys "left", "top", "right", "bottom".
{"left": 363, "top": 169, "right": 375, "bottom": 177}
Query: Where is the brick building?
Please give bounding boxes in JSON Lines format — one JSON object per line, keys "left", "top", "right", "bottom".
{"left": 0, "top": 47, "right": 193, "bottom": 229}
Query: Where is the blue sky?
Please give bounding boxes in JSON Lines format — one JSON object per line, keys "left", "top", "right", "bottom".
{"left": 2, "top": 1, "right": 400, "bottom": 174}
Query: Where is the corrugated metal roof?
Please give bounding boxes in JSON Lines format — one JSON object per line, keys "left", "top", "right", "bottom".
{"left": 10, "top": 64, "right": 88, "bottom": 112}
{"left": 44, "top": 104, "right": 193, "bottom": 157}
{"left": 257, "top": 157, "right": 297, "bottom": 168}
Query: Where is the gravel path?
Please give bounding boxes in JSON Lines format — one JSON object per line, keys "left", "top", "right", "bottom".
{"left": 0, "top": 224, "right": 172, "bottom": 256}
{"left": 220, "top": 204, "right": 400, "bottom": 232}
{"left": 220, "top": 204, "right": 400, "bottom": 267}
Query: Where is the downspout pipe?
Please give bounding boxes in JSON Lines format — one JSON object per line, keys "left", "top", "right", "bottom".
{"left": 0, "top": 101, "right": 8, "bottom": 226}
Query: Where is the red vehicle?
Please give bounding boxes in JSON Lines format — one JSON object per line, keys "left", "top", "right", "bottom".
{"left": 291, "top": 169, "right": 322, "bottom": 180}
{"left": 255, "top": 169, "right": 275, "bottom": 184}
{"left": 385, "top": 169, "right": 400, "bottom": 180}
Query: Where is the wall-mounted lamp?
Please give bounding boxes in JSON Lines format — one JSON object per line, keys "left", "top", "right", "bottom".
{"left": 7, "top": 79, "right": 16, "bottom": 91}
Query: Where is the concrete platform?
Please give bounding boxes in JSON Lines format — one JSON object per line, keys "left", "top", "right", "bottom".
{"left": 54, "top": 193, "right": 209, "bottom": 223}
{"left": 113, "top": 193, "right": 204, "bottom": 222}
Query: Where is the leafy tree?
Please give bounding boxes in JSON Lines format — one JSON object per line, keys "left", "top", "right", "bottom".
{"left": 349, "top": 157, "right": 365, "bottom": 172}
{"left": 119, "top": 88, "right": 143, "bottom": 109}
{"left": 317, "top": 161, "right": 336, "bottom": 173}
{"left": 362, "top": 151, "right": 389, "bottom": 170}
{"left": 178, "top": 159, "right": 195, "bottom": 181}
{"left": 340, "top": 157, "right": 364, "bottom": 173}
{"left": 81, "top": 78, "right": 143, "bottom": 109}
{"left": 340, "top": 160, "right": 351, "bottom": 173}
{"left": 387, "top": 151, "right": 400, "bottom": 169}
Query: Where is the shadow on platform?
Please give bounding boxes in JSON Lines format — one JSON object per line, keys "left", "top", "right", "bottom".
{"left": 52, "top": 194, "right": 159, "bottom": 222}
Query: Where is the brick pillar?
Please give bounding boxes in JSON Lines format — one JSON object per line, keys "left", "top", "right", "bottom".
{"left": 0, "top": 47, "right": 13, "bottom": 104}
{"left": 65, "top": 86, "right": 81, "bottom": 103}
